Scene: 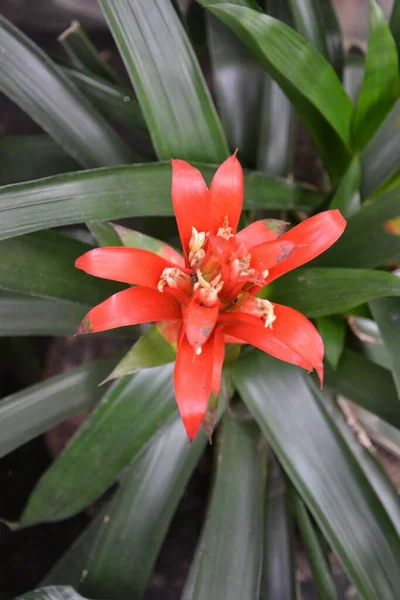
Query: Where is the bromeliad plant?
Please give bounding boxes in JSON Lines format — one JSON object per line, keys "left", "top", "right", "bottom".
{"left": 1, "top": 0, "right": 400, "bottom": 599}
{"left": 76, "top": 154, "right": 345, "bottom": 439}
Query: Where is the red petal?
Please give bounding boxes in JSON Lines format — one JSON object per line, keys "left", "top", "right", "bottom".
{"left": 211, "top": 327, "right": 225, "bottom": 396}
{"left": 221, "top": 304, "right": 324, "bottom": 383}
{"left": 160, "top": 245, "right": 185, "bottom": 268}
{"left": 236, "top": 219, "right": 287, "bottom": 249}
{"left": 210, "top": 153, "right": 243, "bottom": 234}
{"left": 77, "top": 287, "right": 181, "bottom": 334}
{"left": 252, "top": 210, "right": 346, "bottom": 283}
{"left": 174, "top": 332, "right": 215, "bottom": 440}
{"left": 183, "top": 299, "right": 219, "bottom": 352}
{"left": 224, "top": 334, "right": 246, "bottom": 345}
{"left": 75, "top": 247, "right": 175, "bottom": 287}
{"left": 171, "top": 160, "right": 210, "bottom": 259}
{"left": 251, "top": 239, "right": 297, "bottom": 273}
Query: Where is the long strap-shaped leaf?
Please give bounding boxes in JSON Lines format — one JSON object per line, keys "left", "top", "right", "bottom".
{"left": 98, "top": 0, "right": 228, "bottom": 162}
{"left": 0, "top": 163, "right": 323, "bottom": 241}
{"left": 206, "top": 3, "right": 353, "bottom": 181}
{"left": 234, "top": 351, "right": 400, "bottom": 599}
{"left": 182, "top": 413, "right": 265, "bottom": 600}
{"left": 352, "top": 0, "right": 399, "bottom": 151}
{"left": 0, "top": 16, "right": 132, "bottom": 169}
{"left": 80, "top": 417, "right": 207, "bottom": 600}
{"left": 269, "top": 267, "right": 400, "bottom": 317}
{"left": 20, "top": 363, "right": 177, "bottom": 525}
{"left": 370, "top": 297, "right": 400, "bottom": 396}
{"left": 16, "top": 586, "right": 95, "bottom": 600}
{"left": 0, "top": 352, "right": 122, "bottom": 460}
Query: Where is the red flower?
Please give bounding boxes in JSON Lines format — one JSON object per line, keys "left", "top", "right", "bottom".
{"left": 75, "top": 154, "right": 346, "bottom": 440}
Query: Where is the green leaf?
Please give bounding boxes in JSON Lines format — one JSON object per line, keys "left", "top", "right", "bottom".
{"left": 234, "top": 351, "right": 400, "bottom": 599}
{"left": 207, "top": 3, "right": 353, "bottom": 180}
{"left": 317, "top": 182, "right": 400, "bottom": 267}
{"left": 58, "top": 21, "right": 122, "bottom": 85}
{"left": 111, "top": 223, "right": 178, "bottom": 255}
{"left": 351, "top": 405, "right": 400, "bottom": 460}
{"left": 16, "top": 586, "right": 96, "bottom": 600}
{"left": 0, "top": 163, "right": 323, "bottom": 240}
{"left": 361, "top": 99, "right": 400, "bottom": 198}
{"left": 0, "top": 135, "right": 79, "bottom": 186}
{"left": 98, "top": 0, "right": 228, "bottom": 162}
{"left": 288, "top": 0, "right": 344, "bottom": 76}
{"left": 81, "top": 417, "right": 207, "bottom": 600}
{"left": 261, "top": 456, "right": 295, "bottom": 600}
{"left": 0, "top": 292, "right": 87, "bottom": 336}
{"left": 294, "top": 495, "right": 338, "bottom": 600}
{"left": 182, "top": 413, "right": 265, "bottom": 600}
{"left": 105, "top": 325, "right": 176, "bottom": 382}
{"left": 324, "top": 349, "right": 400, "bottom": 428}
{"left": 0, "top": 353, "right": 121, "bottom": 460}
{"left": 199, "top": 0, "right": 262, "bottom": 163}
{"left": 61, "top": 66, "right": 147, "bottom": 132}
{"left": 390, "top": 0, "right": 400, "bottom": 64}
{"left": 370, "top": 297, "right": 400, "bottom": 396}
{"left": 270, "top": 267, "right": 400, "bottom": 317}
{"left": 328, "top": 155, "right": 361, "bottom": 218}
{"left": 0, "top": 231, "right": 122, "bottom": 305}
{"left": 316, "top": 316, "right": 346, "bottom": 369}
{"left": 85, "top": 221, "right": 122, "bottom": 247}
{"left": 348, "top": 315, "right": 390, "bottom": 369}
{"left": 21, "top": 363, "right": 176, "bottom": 524}
{"left": 352, "top": 0, "right": 399, "bottom": 151}
{"left": 0, "top": 16, "right": 132, "bottom": 169}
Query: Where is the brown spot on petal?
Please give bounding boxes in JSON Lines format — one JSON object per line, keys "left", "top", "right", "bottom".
{"left": 76, "top": 316, "right": 92, "bottom": 335}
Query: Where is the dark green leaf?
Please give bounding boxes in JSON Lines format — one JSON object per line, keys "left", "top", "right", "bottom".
{"left": 182, "top": 413, "right": 265, "bottom": 600}
{"left": 0, "top": 353, "right": 122, "bottom": 460}
{"left": 0, "top": 292, "right": 86, "bottom": 336}
{"left": 370, "top": 297, "right": 400, "bottom": 395}
{"left": 324, "top": 349, "right": 400, "bottom": 428}
{"left": 328, "top": 155, "right": 361, "bottom": 218}
{"left": 0, "top": 231, "right": 122, "bottom": 305}
{"left": 235, "top": 351, "right": 400, "bottom": 599}
{"left": 361, "top": 99, "right": 400, "bottom": 197}
{"left": 105, "top": 325, "right": 175, "bottom": 382}
{"left": 316, "top": 316, "right": 346, "bottom": 369}
{"left": 390, "top": 0, "right": 400, "bottom": 64}
{"left": 81, "top": 417, "right": 207, "bottom": 600}
{"left": 352, "top": 0, "right": 399, "bottom": 151}
{"left": 21, "top": 363, "right": 176, "bottom": 524}
{"left": 0, "top": 163, "right": 323, "bottom": 240}
{"left": 86, "top": 221, "right": 122, "bottom": 247}
{"left": 261, "top": 456, "right": 295, "bottom": 600}
{"left": 288, "top": 0, "right": 344, "bottom": 76}
{"left": 270, "top": 267, "right": 400, "bottom": 317}
{"left": 317, "top": 182, "right": 400, "bottom": 267}
{"left": 58, "top": 20, "right": 122, "bottom": 85}
{"left": 294, "top": 495, "right": 338, "bottom": 600}
{"left": 0, "top": 16, "right": 132, "bottom": 168}
{"left": 16, "top": 586, "right": 95, "bottom": 600}
{"left": 0, "top": 136, "right": 79, "bottom": 186}
{"left": 98, "top": 0, "right": 228, "bottom": 162}
{"left": 207, "top": 3, "right": 353, "bottom": 180}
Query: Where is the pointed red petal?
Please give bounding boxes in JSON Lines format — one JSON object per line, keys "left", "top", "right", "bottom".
{"left": 252, "top": 210, "right": 346, "bottom": 283}
{"left": 77, "top": 287, "right": 181, "bottom": 334}
{"left": 76, "top": 247, "right": 176, "bottom": 287}
{"left": 174, "top": 332, "right": 215, "bottom": 440}
{"left": 210, "top": 153, "right": 243, "bottom": 234}
{"left": 211, "top": 327, "right": 225, "bottom": 396}
{"left": 250, "top": 239, "right": 297, "bottom": 273}
{"left": 159, "top": 245, "right": 185, "bottom": 268}
{"left": 183, "top": 299, "right": 219, "bottom": 352}
{"left": 171, "top": 160, "right": 210, "bottom": 258}
{"left": 221, "top": 304, "right": 324, "bottom": 383}
{"left": 236, "top": 219, "right": 287, "bottom": 249}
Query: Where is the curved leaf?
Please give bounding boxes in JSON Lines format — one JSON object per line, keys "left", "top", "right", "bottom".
{"left": 98, "top": 0, "right": 228, "bottom": 162}
{"left": 324, "top": 349, "right": 400, "bottom": 428}
{"left": 0, "top": 16, "right": 132, "bottom": 168}
{"left": 21, "top": 363, "right": 177, "bottom": 525}
{"left": 370, "top": 297, "right": 400, "bottom": 395}
{"left": 352, "top": 0, "right": 399, "bottom": 151}
{"left": 390, "top": 0, "right": 400, "bottom": 63}
{"left": 0, "top": 353, "right": 122, "bottom": 460}
{"left": 81, "top": 417, "right": 207, "bottom": 600}
{"left": 0, "top": 163, "right": 323, "bottom": 241}
{"left": 235, "top": 351, "right": 400, "bottom": 599}
{"left": 270, "top": 267, "right": 400, "bottom": 317}
{"left": 316, "top": 316, "right": 346, "bottom": 370}
{"left": 182, "top": 413, "right": 265, "bottom": 600}
{"left": 207, "top": 3, "right": 353, "bottom": 180}
{"left": 328, "top": 155, "right": 361, "bottom": 218}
